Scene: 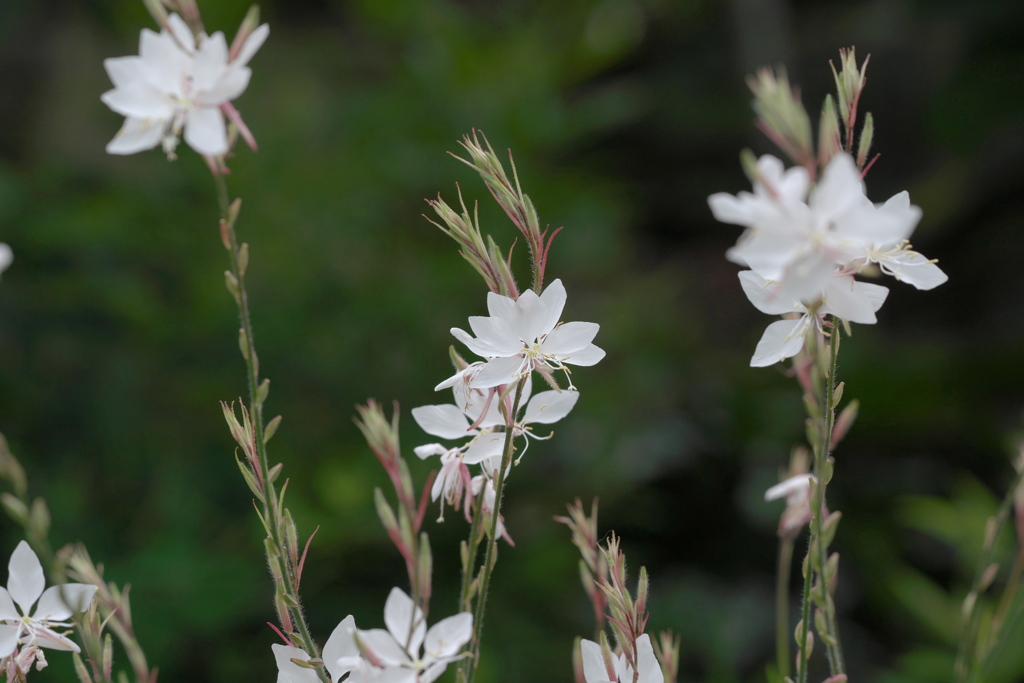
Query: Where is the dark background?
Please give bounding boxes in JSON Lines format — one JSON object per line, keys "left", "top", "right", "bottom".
{"left": 1, "top": 0, "right": 1023, "bottom": 681}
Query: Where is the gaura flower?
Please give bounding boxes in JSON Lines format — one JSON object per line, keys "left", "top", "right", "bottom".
{"left": 101, "top": 13, "right": 268, "bottom": 157}
{"left": 739, "top": 269, "right": 887, "bottom": 367}
{"left": 0, "top": 541, "right": 97, "bottom": 656}
{"left": 710, "top": 153, "right": 945, "bottom": 300}
{"left": 765, "top": 473, "right": 817, "bottom": 538}
{"left": 580, "top": 633, "right": 663, "bottom": 683}
{"left": 450, "top": 279, "right": 604, "bottom": 389}
{"left": 356, "top": 588, "right": 472, "bottom": 683}
{"left": 273, "top": 615, "right": 369, "bottom": 683}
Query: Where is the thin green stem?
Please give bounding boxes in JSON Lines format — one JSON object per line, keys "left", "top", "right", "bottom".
{"left": 213, "top": 172, "right": 326, "bottom": 682}
{"left": 465, "top": 379, "right": 525, "bottom": 683}
{"left": 459, "top": 496, "right": 484, "bottom": 613}
{"left": 776, "top": 536, "right": 794, "bottom": 680}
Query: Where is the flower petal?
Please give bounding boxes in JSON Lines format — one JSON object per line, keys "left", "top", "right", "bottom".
{"left": 511, "top": 289, "right": 548, "bottom": 343}
{"left": 486, "top": 291, "right": 515, "bottom": 319}
{"left": 423, "top": 612, "right": 472, "bottom": 661}
{"left": 471, "top": 356, "right": 525, "bottom": 389}
{"left": 822, "top": 277, "right": 887, "bottom": 324}
{"left": 523, "top": 390, "right": 578, "bottom": 425}
{"left": 0, "top": 588, "right": 19, "bottom": 620}
{"left": 166, "top": 13, "right": 196, "bottom": 52}
{"left": 462, "top": 432, "right": 505, "bottom": 465}
{"left": 541, "top": 322, "right": 599, "bottom": 357}
{"left": 765, "top": 474, "right": 814, "bottom": 502}
{"left": 564, "top": 343, "right": 605, "bottom": 367}
{"left": 236, "top": 24, "right": 270, "bottom": 67}
{"left": 538, "top": 279, "right": 567, "bottom": 335}
{"left": 467, "top": 316, "right": 523, "bottom": 356}
{"left": 192, "top": 31, "right": 229, "bottom": 93}
{"left": 323, "top": 615, "right": 359, "bottom": 681}
{"left": 358, "top": 628, "right": 411, "bottom": 666}
{"left": 100, "top": 82, "right": 174, "bottom": 119}
{"left": 0, "top": 624, "right": 18, "bottom": 659}
{"left": 272, "top": 644, "right": 319, "bottom": 683}
{"left": 383, "top": 587, "right": 425, "bottom": 656}
{"left": 751, "top": 317, "right": 810, "bottom": 367}
{"left": 412, "top": 404, "right": 473, "bottom": 441}
{"left": 105, "top": 117, "right": 167, "bottom": 155}
{"left": 8, "top": 541, "right": 45, "bottom": 614}
{"left": 635, "top": 633, "right": 665, "bottom": 683}
{"left": 738, "top": 271, "right": 798, "bottom": 316}
{"left": 879, "top": 249, "right": 948, "bottom": 290}
{"left": 580, "top": 639, "right": 615, "bottom": 683}
{"left": 183, "top": 107, "right": 228, "bottom": 156}
{"left": 33, "top": 583, "right": 97, "bottom": 621}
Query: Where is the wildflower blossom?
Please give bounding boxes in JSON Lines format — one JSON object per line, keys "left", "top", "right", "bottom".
{"left": 739, "top": 270, "right": 887, "bottom": 367}
{"left": 0, "top": 542, "right": 97, "bottom": 656}
{"left": 765, "top": 473, "right": 817, "bottom": 538}
{"left": 101, "top": 13, "right": 268, "bottom": 157}
{"left": 710, "top": 153, "right": 946, "bottom": 301}
{"left": 450, "top": 279, "right": 604, "bottom": 389}
{"left": 580, "top": 633, "right": 663, "bottom": 683}
{"left": 356, "top": 588, "right": 472, "bottom": 683}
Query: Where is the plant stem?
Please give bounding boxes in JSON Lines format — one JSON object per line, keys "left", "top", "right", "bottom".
{"left": 464, "top": 379, "right": 525, "bottom": 683}
{"left": 776, "top": 536, "right": 794, "bottom": 680}
{"left": 213, "top": 172, "right": 327, "bottom": 682}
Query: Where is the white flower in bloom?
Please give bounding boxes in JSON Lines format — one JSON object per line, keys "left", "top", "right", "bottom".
{"left": 0, "top": 542, "right": 97, "bottom": 656}
{"left": 356, "top": 588, "right": 472, "bottom": 683}
{"left": 580, "top": 633, "right": 663, "bottom": 683}
{"left": 710, "top": 153, "right": 945, "bottom": 299}
{"left": 739, "top": 270, "right": 888, "bottom": 367}
{"left": 101, "top": 14, "right": 268, "bottom": 157}
{"left": 450, "top": 279, "right": 604, "bottom": 389}
{"left": 274, "top": 615, "right": 375, "bottom": 683}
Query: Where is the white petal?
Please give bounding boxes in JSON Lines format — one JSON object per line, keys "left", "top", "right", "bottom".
{"left": 467, "top": 316, "right": 522, "bottom": 356}
{"left": 462, "top": 432, "right": 506, "bottom": 465}
{"left": 423, "top": 612, "right": 472, "bottom": 661}
{"left": 105, "top": 117, "right": 167, "bottom": 155}
{"left": 103, "top": 56, "right": 146, "bottom": 88}
{"left": 0, "top": 588, "right": 18, "bottom": 620}
{"left": 564, "top": 343, "right": 605, "bottom": 367}
{"left": 511, "top": 289, "right": 548, "bottom": 343}
{"left": 236, "top": 24, "right": 270, "bottom": 67}
{"left": 414, "top": 443, "right": 449, "bottom": 460}
{"left": 538, "top": 279, "right": 567, "bottom": 334}
{"left": 765, "top": 474, "right": 814, "bottom": 502}
{"left": 193, "top": 31, "right": 229, "bottom": 93}
{"left": 383, "top": 587, "right": 425, "bottom": 656}
{"left": 358, "top": 628, "right": 411, "bottom": 666}
{"left": 8, "top": 541, "right": 45, "bottom": 614}
{"left": 183, "top": 107, "right": 228, "bottom": 155}
{"left": 100, "top": 83, "right": 174, "bottom": 119}
{"left": 809, "top": 153, "right": 863, "bottom": 224}
{"left": 541, "top": 322, "right": 599, "bottom": 357}
{"left": 33, "top": 583, "right": 96, "bottom": 621}
{"left": 0, "top": 624, "right": 18, "bottom": 658}
{"left": 580, "top": 639, "right": 614, "bottom": 683}
{"left": 523, "top": 390, "right": 578, "bottom": 425}
{"left": 880, "top": 250, "right": 948, "bottom": 290}
{"left": 412, "top": 404, "right": 473, "bottom": 440}
{"left": 166, "top": 13, "right": 196, "bottom": 52}
{"left": 486, "top": 291, "right": 516, "bottom": 319}
{"left": 471, "top": 356, "right": 525, "bottom": 389}
{"left": 451, "top": 327, "right": 508, "bottom": 358}
{"left": 323, "top": 615, "right": 359, "bottom": 680}
{"left": 272, "top": 644, "right": 319, "bottom": 683}
{"left": 738, "top": 271, "right": 798, "bottom": 316}
{"left": 708, "top": 192, "right": 755, "bottom": 226}
{"left": 200, "top": 66, "right": 251, "bottom": 104}
{"left": 635, "top": 634, "right": 664, "bottom": 683}
{"left": 26, "top": 625, "right": 82, "bottom": 652}
{"left": 750, "top": 318, "right": 810, "bottom": 367}
{"left": 822, "top": 277, "right": 887, "bottom": 324}
{"left": 139, "top": 30, "right": 190, "bottom": 92}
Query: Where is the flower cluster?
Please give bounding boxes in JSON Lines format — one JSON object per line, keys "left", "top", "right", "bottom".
{"left": 274, "top": 588, "right": 471, "bottom": 683}
{"left": 413, "top": 278, "right": 602, "bottom": 528}
{"left": 101, "top": 13, "right": 267, "bottom": 158}
{"left": 709, "top": 152, "right": 947, "bottom": 366}
{"left": 0, "top": 542, "right": 96, "bottom": 669}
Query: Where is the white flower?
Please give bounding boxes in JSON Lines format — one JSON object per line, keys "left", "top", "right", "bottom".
{"left": 0, "top": 542, "right": 97, "bottom": 656}
{"left": 739, "top": 269, "right": 888, "bottom": 367}
{"left": 450, "top": 279, "right": 604, "bottom": 389}
{"left": 101, "top": 14, "right": 268, "bottom": 157}
{"left": 356, "top": 588, "right": 472, "bottom": 683}
{"left": 711, "top": 153, "right": 945, "bottom": 298}
{"left": 580, "top": 633, "right": 663, "bottom": 683}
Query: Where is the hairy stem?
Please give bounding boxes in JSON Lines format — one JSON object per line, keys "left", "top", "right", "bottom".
{"left": 776, "top": 536, "right": 794, "bottom": 680}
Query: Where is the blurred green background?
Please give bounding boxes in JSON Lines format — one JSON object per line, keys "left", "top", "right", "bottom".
{"left": 1, "top": 0, "right": 1023, "bottom": 681}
